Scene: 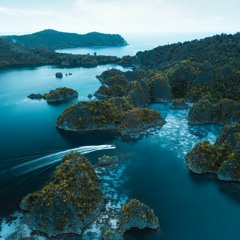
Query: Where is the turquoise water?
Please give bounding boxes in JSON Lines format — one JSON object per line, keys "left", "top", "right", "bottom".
{"left": 1, "top": 34, "right": 240, "bottom": 239}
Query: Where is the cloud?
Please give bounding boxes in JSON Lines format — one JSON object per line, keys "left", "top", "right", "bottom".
{"left": 0, "top": 0, "right": 239, "bottom": 34}
{"left": 0, "top": 6, "right": 55, "bottom": 17}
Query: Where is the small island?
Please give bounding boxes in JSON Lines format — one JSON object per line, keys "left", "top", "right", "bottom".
{"left": 27, "top": 93, "right": 43, "bottom": 100}
{"left": 1, "top": 29, "right": 128, "bottom": 50}
{"left": 28, "top": 87, "right": 78, "bottom": 103}
{"left": 20, "top": 152, "right": 159, "bottom": 238}
{"left": 56, "top": 97, "right": 165, "bottom": 137}
{"left": 43, "top": 87, "right": 78, "bottom": 103}
{"left": 186, "top": 124, "right": 240, "bottom": 181}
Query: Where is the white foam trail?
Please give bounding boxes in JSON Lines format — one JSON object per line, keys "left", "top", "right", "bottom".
{"left": 0, "top": 145, "right": 116, "bottom": 178}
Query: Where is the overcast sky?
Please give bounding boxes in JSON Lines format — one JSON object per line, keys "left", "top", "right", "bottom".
{"left": 0, "top": 0, "right": 239, "bottom": 35}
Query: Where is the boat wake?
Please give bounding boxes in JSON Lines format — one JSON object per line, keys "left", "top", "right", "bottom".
{"left": 0, "top": 145, "right": 116, "bottom": 193}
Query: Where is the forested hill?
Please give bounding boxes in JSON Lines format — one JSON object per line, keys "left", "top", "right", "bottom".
{"left": 1, "top": 29, "right": 128, "bottom": 50}
{"left": 135, "top": 32, "right": 240, "bottom": 69}
{"left": 0, "top": 38, "right": 58, "bottom": 68}
{"left": 0, "top": 38, "right": 122, "bottom": 69}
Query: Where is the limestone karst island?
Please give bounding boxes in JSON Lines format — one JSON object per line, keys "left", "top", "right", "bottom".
{"left": 0, "top": 1, "right": 240, "bottom": 239}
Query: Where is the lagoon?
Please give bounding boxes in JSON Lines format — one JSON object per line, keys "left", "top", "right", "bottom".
{"left": 1, "top": 33, "right": 240, "bottom": 240}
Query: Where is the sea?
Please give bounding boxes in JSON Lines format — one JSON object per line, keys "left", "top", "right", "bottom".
{"left": 1, "top": 32, "right": 240, "bottom": 240}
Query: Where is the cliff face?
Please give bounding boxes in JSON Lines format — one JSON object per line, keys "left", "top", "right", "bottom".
{"left": 95, "top": 69, "right": 172, "bottom": 106}
{"left": 148, "top": 72, "right": 172, "bottom": 103}
{"left": 20, "top": 153, "right": 103, "bottom": 236}
{"left": 94, "top": 75, "right": 129, "bottom": 99}
{"left": 186, "top": 124, "right": 240, "bottom": 181}
{"left": 56, "top": 98, "right": 165, "bottom": 136}
{"left": 2, "top": 29, "right": 128, "bottom": 50}
{"left": 188, "top": 99, "right": 240, "bottom": 125}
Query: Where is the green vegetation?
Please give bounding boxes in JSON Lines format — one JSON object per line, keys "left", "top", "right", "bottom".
{"left": 0, "top": 38, "right": 122, "bottom": 68}
{"left": 20, "top": 152, "right": 103, "bottom": 235}
{"left": 57, "top": 97, "right": 165, "bottom": 136}
{"left": 186, "top": 124, "right": 240, "bottom": 181}
{"left": 43, "top": 87, "right": 78, "bottom": 102}
{"left": 95, "top": 68, "right": 171, "bottom": 106}
{"left": 171, "top": 98, "right": 189, "bottom": 109}
{"left": 1, "top": 29, "right": 127, "bottom": 50}
{"left": 95, "top": 75, "right": 129, "bottom": 99}
{"left": 135, "top": 33, "right": 240, "bottom": 101}
{"left": 188, "top": 98, "right": 240, "bottom": 125}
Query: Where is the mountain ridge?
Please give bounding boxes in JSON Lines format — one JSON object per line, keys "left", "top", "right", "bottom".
{"left": 1, "top": 29, "right": 128, "bottom": 50}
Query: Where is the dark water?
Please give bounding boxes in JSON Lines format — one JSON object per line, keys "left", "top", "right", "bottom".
{"left": 1, "top": 36, "right": 240, "bottom": 239}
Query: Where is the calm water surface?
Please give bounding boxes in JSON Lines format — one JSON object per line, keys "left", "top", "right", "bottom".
{"left": 1, "top": 34, "right": 240, "bottom": 240}
{"left": 56, "top": 32, "right": 218, "bottom": 57}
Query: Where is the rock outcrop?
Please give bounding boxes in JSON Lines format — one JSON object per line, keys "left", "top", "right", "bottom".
{"left": 27, "top": 93, "right": 43, "bottom": 100}
{"left": 95, "top": 69, "right": 172, "bottom": 106}
{"left": 55, "top": 72, "right": 63, "bottom": 78}
{"left": 188, "top": 99, "right": 240, "bottom": 125}
{"left": 20, "top": 152, "right": 103, "bottom": 236}
{"left": 43, "top": 87, "right": 78, "bottom": 103}
{"left": 124, "top": 79, "right": 151, "bottom": 107}
{"left": 96, "top": 155, "right": 117, "bottom": 167}
{"left": 56, "top": 98, "right": 165, "bottom": 136}
{"left": 94, "top": 75, "right": 129, "bottom": 99}
{"left": 148, "top": 72, "right": 172, "bottom": 103}
{"left": 102, "top": 199, "right": 159, "bottom": 240}
{"left": 170, "top": 99, "right": 189, "bottom": 109}
{"left": 119, "top": 199, "right": 160, "bottom": 232}
{"left": 186, "top": 124, "right": 240, "bottom": 181}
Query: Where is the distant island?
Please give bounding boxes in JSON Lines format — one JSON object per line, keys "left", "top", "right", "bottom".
{"left": 1, "top": 29, "right": 128, "bottom": 50}
{"left": 0, "top": 37, "right": 133, "bottom": 69}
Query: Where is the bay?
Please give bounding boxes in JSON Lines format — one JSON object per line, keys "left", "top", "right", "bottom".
{"left": 1, "top": 33, "right": 240, "bottom": 240}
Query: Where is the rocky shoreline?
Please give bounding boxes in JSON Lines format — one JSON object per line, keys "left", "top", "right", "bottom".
{"left": 56, "top": 98, "right": 166, "bottom": 137}
{"left": 186, "top": 124, "right": 240, "bottom": 182}
{"left": 14, "top": 153, "right": 160, "bottom": 239}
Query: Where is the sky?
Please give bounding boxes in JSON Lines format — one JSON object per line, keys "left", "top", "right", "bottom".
{"left": 0, "top": 0, "right": 239, "bottom": 35}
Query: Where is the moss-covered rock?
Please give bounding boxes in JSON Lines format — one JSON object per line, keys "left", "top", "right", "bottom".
{"left": 27, "top": 93, "right": 43, "bottom": 100}
{"left": 170, "top": 99, "right": 189, "bottom": 109}
{"left": 188, "top": 98, "right": 240, "bottom": 125}
{"left": 120, "top": 108, "right": 165, "bottom": 136}
{"left": 148, "top": 72, "right": 172, "bottom": 103}
{"left": 102, "top": 225, "right": 123, "bottom": 240}
{"left": 56, "top": 97, "right": 165, "bottom": 136}
{"left": 124, "top": 79, "right": 150, "bottom": 107}
{"left": 55, "top": 72, "right": 63, "bottom": 78}
{"left": 97, "top": 155, "right": 117, "bottom": 167}
{"left": 186, "top": 124, "right": 240, "bottom": 181}
{"left": 94, "top": 75, "right": 129, "bottom": 99}
{"left": 95, "top": 69, "right": 172, "bottom": 106}
{"left": 186, "top": 140, "right": 219, "bottom": 174}
{"left": 43, "top": 87, "right": 78, "bottom": 103}
{"left": 20, "top": 152, "right": 103, "bottom": 236}
{"left": 96, "top": 68, "right": 124, "bottom": 83}
{"left": 119, "top": 199, "right": 159, "bottom": 233}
